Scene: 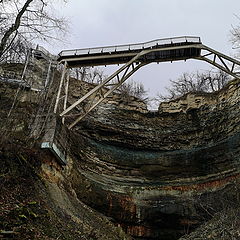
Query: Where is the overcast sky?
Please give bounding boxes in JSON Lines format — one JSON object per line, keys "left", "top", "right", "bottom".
{"left": 52, "top": 0, "right": 240, "bottom": 108}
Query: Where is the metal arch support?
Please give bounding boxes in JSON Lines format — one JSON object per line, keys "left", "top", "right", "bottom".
{"left": 56, "top": 39, "right": 240, "bottom": 129}
{"left": 195, "top": 45, "right": 240, "bottom": 79}
{"left": 60, "top": 51, "right": 149, "bottom": 129}
{"left": 59, "top": 44, "right": 202, "bottom": 129}
{"left": 68, "top": 62, "right": 148, "bottom": 129}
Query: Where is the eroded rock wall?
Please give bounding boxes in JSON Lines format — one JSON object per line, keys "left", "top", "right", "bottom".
{"left": 0, "top": 80, "right": 131, "bottom": 240}
{"left": 69, "top": 79, "right": 240, "bottom": 239}
{"left": 1, "top": 74, "right": 240, "bottom": 240}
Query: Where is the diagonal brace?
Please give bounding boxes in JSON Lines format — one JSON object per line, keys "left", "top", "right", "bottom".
{"left": 68, "top": 62, "right": 148, "bottom": 129}
{"left": 60, "top": 50, "right": 148, "bottom": 118}
{"left": 195, "top": 45, "right": 240, "bottom": 79}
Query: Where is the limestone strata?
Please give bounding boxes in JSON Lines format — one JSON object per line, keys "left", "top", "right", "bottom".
{"left": 0, "top": 81, "right": 131, "bottom": 240}
{"left": 158, "top": 81, "right": 238, "bottom": 113}
{"left": 70, "top": 79, "right": 240, "bottom": 239}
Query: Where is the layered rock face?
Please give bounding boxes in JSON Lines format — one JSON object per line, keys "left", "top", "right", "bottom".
{"left": 69, "top": 79, "right": 240, "bottom": 239}
{"left": 0, "top": 80, "right": 131, "bottom": 240}
{"left": 1, "top": 68, "right": 240, "bottom": 239}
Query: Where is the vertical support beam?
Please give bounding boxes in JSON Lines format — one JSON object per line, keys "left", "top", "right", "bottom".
{"left": 117, "top": 74, "right": 120, "bottom": 83}
{"left": 62, "top": 69, "right": 70, "bottom": 124}
{"left": 45, "top": 60, "right": 52, "bottom": 88}
{"left": 54, "top": 61, "right": 67, "bottom": 114}
{"left": 213, "top": 54, "right": 216, "bottom": 64}
{"left": 21, "top": 49, "right": 31, "bottom": 82}
{"left": 231, "top": 63, "right": 235, "bottom": 73}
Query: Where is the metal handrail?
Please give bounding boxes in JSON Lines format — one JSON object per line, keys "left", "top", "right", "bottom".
{"left": 35, "top": 46, "right": 58, "bottom": 61}
{"left": 59, "top": 36, "right": 201, "bottom": 57}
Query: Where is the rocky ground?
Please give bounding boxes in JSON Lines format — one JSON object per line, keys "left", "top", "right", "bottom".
{"left": 180, "top": 206, "right": 240, "bottom": 240}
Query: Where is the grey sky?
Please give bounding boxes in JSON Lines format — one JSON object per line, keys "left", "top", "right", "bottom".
{"left": 53, "top": 0, "right": 240, "bottom": 108}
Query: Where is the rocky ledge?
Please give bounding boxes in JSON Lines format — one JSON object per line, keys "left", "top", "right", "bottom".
{"left": 68, "top": 79, "right": 240, "bottom": 239}
{"left": 1, "top": 75, "right": 240, "bottom": 240}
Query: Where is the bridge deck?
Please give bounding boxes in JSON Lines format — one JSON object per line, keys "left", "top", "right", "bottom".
{"left": 58, "top": 36, "right": 202, "bottom": 67}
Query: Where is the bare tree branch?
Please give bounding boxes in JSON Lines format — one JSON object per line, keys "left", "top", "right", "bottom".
{"left": 117, "top": 79, "right": 148, "bottom": 103}
{"left": 0, "top": 0, "right": 34, "bottom": 57}
{"left": 156, "top": 70, "right": 230, "bottom": 102}
{"left": 0, "top": 0, "right": 68, "bottom": 62}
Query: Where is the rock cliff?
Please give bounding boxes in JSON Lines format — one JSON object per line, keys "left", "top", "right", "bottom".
{"left": 1, "top": 72, "right": 240, "bottom": 240}
{"left": 68, "top": 78, "right": 240, "bottom": 239}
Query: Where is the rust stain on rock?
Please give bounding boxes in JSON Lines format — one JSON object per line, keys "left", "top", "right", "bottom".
{"left": 162, "top": 173, "right": 240, "bottom": 193}
{"left": 117, "top": 224, "right": 152, "bottom": 237}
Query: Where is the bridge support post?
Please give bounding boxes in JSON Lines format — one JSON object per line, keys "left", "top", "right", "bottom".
{"left": 62, "top": 69, "right": 70, "bottom": 124}
{"left": 59, "top": 51, "right": 149, "bottom": 129}
{"left": 54, "top": 61, "right": 67, "bottom": 114}
{"left": 55, "top": 37, "right": 240, "bottom": 129}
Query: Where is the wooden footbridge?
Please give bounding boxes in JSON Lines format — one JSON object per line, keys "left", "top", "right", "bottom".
{"left": 54, "top": 36, "right": 240, "bottom": 129}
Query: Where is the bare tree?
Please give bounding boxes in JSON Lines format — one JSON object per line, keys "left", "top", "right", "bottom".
{"left": 200, "top": 70, "right": 230, "bottom": 92}
{"left": 0, "top": 0, "right": 67, "bottom": 61}
{"left": 71, "top": 67, "right": 91, "bottom": 81}
{"left": 70, "top": 67, "right": 106, "bottom": 84}
{"left": 87, "top": 68, "right": 105, "bottom": 84}
{"left": 117, "top": 79, "right": 148, "bottom": 103}
{"left": 157, "top": 70, "right": 230, "bottom": 101}
{"left": 2, "top": 37, "right": 32, "bottom": 63}
{"left": 230, "top": 15, "right": 240, "bottom": 51}
{"left": 70, "top": 67, "right": 148, "bottom": 104}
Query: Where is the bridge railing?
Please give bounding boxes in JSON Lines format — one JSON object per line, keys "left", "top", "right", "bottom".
{"left": 35, "top": 46, "right": 58, "bottom": 61}
{"left": 59, "top": 36, "right": 201, "bottom": 58}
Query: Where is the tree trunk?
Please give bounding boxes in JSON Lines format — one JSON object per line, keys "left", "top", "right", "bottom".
{"left": 0, "top": 0, "right": 34, "bottom": 58}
